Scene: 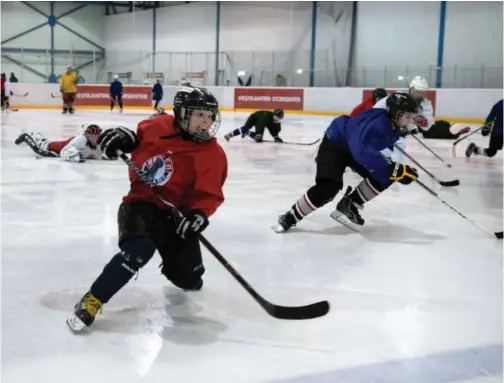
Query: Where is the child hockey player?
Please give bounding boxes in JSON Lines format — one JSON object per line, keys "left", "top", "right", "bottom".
{"left": 67, "top": 87, "right": 228, "bottom": 332}
{"left": 224, "top": 108, "right": 284, "bottom": 143}
{"left": 466, "top": 99, "right": 503, "bottom": 158}
{"left": 273, "top": 92, "right": 420, "bottom": 233}
{"left": 60, "top": 65, "right": 78, "bottom": 114}
{"left": 152, "top": 79, "right": 164, "bottom": 111}
{"left": 110, "top": 74, "right": 123, "bottom": 112}
{"left": 350, "top": 88, "right": 387, "bottom": 117}
{"left": 14, "top": 124, "right": 103, "bottom": 162}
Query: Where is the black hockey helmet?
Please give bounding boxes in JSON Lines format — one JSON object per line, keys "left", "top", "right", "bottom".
{"left": 386, "top": 92, "right": 419, "bottom": 128}
{"left": 372, "top": 88, "right": 387, "bottom": 102}
{"left": 173, "top": 87, "right": 221, "bottom": 142}
{"left": 84, "top": 124, "right": 101, "bottom": 136}
{"left": 273, "top": 108, "right": 284, "bottom": 119}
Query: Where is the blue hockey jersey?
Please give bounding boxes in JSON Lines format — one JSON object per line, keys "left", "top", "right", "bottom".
{"left": 110, "top": 80, "right": 123, "bottom": 96}
{"left": 486, "top": 99, "right": 503, "bottom": 135}
{"left": 325, "top": 108, "right": 401, "bottom": 184}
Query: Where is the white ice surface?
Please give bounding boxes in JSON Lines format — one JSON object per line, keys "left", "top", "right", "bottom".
{"left": 1, "top": 109, "right": 502, "bottom": 383}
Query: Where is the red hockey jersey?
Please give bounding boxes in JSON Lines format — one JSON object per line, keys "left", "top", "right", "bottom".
{"left": 350, "top": 97, "right": 375, "bottom": 118}
{"left": 123, "top": 114, "right": 228, "bottom": 217}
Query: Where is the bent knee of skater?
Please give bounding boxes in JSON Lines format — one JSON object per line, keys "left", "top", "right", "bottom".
{"left": 119, "top": 237, "right": 156, "bottom": 269}
{"left": 162, "top": 264, "right": 205, "bottom": 290}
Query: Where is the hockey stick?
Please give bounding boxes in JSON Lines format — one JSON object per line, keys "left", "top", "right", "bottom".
{"left": 410, "top": 134, "right": 452, "bottom": 168}
{"left": 117, "top": 150, "right": 330, "bottom": 320}
{"left": 394, "top": 144, "right": 459, "bottom": 187}
{"left": 246, "top": 136, "right": 321, "bottom": 146}
{"left": 14, "top": 133, "right": 58, "bottom": 157}
{"left": 13, "top": 92, "right": 28, "bottom": 97}
{"left": 452, "top": 125, "right": 484, "bottom": 158}
{"left": 50, "top": 93, "right": 60, "bottom": 99}
{"left": 415, "top": 179, "right": 502, "bottom": 239}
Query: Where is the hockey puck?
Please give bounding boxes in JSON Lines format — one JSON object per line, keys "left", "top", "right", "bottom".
{"left": 440, "top": 179, "right": 460, "bottom": 187}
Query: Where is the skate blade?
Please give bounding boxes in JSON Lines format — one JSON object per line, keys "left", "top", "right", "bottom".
{"left": 271, "top": 223, "right": 287, "bottom": 233}
{"left": 66, "top": 314, "right": 88, "bottom": 333}
{"left": 330, "top": 211, "right": 361, "bottom": 232}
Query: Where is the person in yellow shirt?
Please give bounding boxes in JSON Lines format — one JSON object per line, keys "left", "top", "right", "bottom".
{"left": 60, "top": 65, "right": 78, "bottom": 114}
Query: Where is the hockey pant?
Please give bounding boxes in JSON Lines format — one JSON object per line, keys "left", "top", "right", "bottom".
{"left": 290, "top": 135, "right": 393, "bottom": 221}
{"left": 153, "top": 98, "right": 162, "bottom": 109}
{"left": 110, "top": 94, "right": 123, "bottom": 110}
{"left": 89, "top": 201, "right": 205, "bottom": 304}
{"left": 62, "top": 92, "right": 76, "bottom": 111}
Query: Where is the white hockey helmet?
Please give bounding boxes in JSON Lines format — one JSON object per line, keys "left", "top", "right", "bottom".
{"left": 409, "top": 76, "right": 429, "bottom": 92}
{"left": 113, "top": 74, "right": 119, "bottom": 80}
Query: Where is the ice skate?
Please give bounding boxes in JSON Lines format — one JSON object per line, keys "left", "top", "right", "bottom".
{"left": 66, "top": 291, "right": 103, "bottom": 333}
{"left": 224, "top": 133, "right": 232, "bottom": 142}
{"left": 465, "top": 142, "right": 477, "bottom": 157}
{"left": 330, "top": 186, "right": 364, "bottom": 231}
{"left": 272, "top": 210, "right": 298, "bottom": 233}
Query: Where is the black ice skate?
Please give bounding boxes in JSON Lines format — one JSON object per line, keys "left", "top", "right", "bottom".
{"left": 330, "top": 186, "right": 364, "bottom": 231}
{"left": 465, "top": 142, "right": 478, "bottom": 157}
{"left": 69, "top": 108, "right": 75, "bottom": 114}
{"left": 224, "top": 133, "right": 232, "bottom": 142}
{"left": 62, "top": 108, "right": 68, "bottom": 114}
{"left": 67, "top": 291, "right": 103, "bottom": 333}
{"left": 272, "top": 210, "right": 298, "bottom": 233}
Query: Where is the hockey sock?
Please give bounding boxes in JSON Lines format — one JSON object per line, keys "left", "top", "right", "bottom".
{"left": 90, "top": 237, "right": 156, "bottom": 304}
{"left": 292, "top": 192, "right": 317, "bottom": 220}
{"left": 291, "top": 182, "right": 339, "bottom": 220}
{"left": 110, "top": 100, "right": 114, "bottom": 110}
{"left": 230, "top": 126, "right": 250, "bottom": 137}
{"left": 119, "top": 98, "right": 123, "bottom": 109}
{"left": 350, "top": 178, "right": 383, "bottom": 206}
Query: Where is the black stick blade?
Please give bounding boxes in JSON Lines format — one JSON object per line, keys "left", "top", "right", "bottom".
{"left": 263, "top": 300, "right": 330, "bottom": 320}
{"left": 495, "top": 231, "right": 503, "bottom": 239}
{"left": 440, "top": 179, "right": 460, "bottom": 187}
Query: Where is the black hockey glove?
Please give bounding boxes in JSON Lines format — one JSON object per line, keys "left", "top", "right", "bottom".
{"left": 388, "top": 162, "right": 418, "bottom": 185}
{"left": 98, "top": 126, "right": 139, "bottom": 159}
{"left": 481, "top": 124, "right": 493, "bottom": 137}
{"left": 176, "top": 210, "right": 209, "bottom": 239}
{"left": 273, "top": 136, "right": 283, "bottom": 143}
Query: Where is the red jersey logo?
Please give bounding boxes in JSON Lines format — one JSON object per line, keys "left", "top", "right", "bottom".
{"left": 141, "top": 154, "right": 174, "bottom": 186}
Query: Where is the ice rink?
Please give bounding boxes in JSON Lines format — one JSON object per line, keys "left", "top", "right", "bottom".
{"left": 1, "top": 109, "right": 502, "bottom": 383}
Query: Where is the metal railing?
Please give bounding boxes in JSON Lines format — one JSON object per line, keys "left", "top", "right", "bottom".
{"left": 1, "top": 48, "right": 502, "bottom": 89}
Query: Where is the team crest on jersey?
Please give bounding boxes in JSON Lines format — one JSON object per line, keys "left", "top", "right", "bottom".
{"left": 141, "top": 154, "right": 173, "bottom": 186}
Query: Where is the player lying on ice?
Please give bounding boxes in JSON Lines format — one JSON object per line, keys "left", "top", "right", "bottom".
{"left": 374, "top": 77, "right": 469, "bottom": 142}
{"left": 224, "top": 108, "right": 285, "bottom": 142}
{"left": 14, "top": 124, "right": 105, "bottom": 162}
{"left": 67, "top": 87, "right": 228, "bottom": 333}
{"left": 273, "top": 92, "right": 420, "bottom": 233}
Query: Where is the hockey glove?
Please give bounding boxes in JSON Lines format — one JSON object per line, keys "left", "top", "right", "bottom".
{"left": 273, "top": 136, "right": 284, "bottom": 143}
{"left": 415, "top": 115, "right": 429, "bottom": 128}
{"left": 388, "top": 162, "right": 418, "bottom": 185}
{"left": 254, "top": 134, "right": 263, "bottom": 143}
{"left": 176, "top": 210, "right": 209, "bottom": 239}
{"left": 98, "top": 126, "right": 139, "bottom": 159}
{"left": 481, "top": 122, "right": 493, "bottom": 137}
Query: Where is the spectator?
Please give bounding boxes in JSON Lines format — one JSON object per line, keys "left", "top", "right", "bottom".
{"left": 9, "top": 72, "right": 18, "bottom": 83}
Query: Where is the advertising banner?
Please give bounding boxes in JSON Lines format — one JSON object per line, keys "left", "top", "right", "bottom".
{"left": 234, "top": 88, "right": 304, "bottom": 110}
{"left": 74, "top": 85, "right": 152, "bottom": 107}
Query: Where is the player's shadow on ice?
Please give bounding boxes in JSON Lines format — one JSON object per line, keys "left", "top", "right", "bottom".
{"left": 294, "top": 219, "right": 445, "bottom": 245}
{"left": 41, "top": 286, "right": 227, "bottom": 345}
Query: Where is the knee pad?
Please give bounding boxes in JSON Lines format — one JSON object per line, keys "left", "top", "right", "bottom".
{"left": 161, "top": 263, "right": 205, "bottom": 291}
{"left": 119, "top": 237, "right": 156, "bottom": 273}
